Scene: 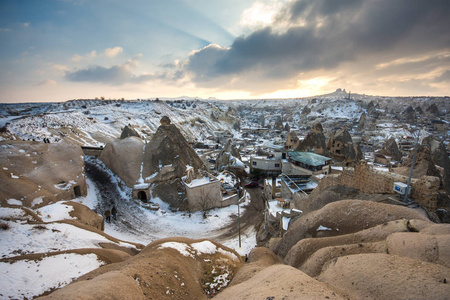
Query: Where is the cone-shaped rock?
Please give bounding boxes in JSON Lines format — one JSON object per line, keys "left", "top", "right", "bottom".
{"left": 120, "top": 125, "right": 141, "bottom": 140}
{"left": 380, "top": 137, "right": 402, "bottom": 161}
{"left": 142, "top": 117, "right": 204, "bottom": 180}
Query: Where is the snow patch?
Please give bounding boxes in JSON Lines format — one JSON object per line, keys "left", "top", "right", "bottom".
{"left": 0, "top": 253, "right": 104, "bottom": 300}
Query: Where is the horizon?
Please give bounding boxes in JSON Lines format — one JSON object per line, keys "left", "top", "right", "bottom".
{"left": 1, "top": 0, "right": 450, "bottom": 103}
{"left": 1, "top": 88, "right": 450, "bottom": 105}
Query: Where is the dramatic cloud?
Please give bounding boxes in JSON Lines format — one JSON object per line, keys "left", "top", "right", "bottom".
{"left": 103, "top": 46, "right": 123, "bottom": 58}
{"left": 184, "top": 0, "right": 450, "bottom": 93}
{"left": 65, "top": 64, "right": 133, "bottom": 85}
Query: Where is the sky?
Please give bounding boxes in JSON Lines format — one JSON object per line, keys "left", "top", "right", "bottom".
{"left": 0, "top": 0, "right": 449, "bottom": 103}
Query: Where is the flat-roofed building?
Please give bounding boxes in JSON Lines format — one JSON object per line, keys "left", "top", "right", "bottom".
{"left": 282, "top": 151, "right": 331, "bottom": 176}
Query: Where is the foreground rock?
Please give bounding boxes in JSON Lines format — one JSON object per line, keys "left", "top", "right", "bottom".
{"left": 276, "top": 200, "right": 429, "bottom": 257}
{"left": 318, "top": 253, "right": 450, "bottom": 300}
{"left": 0, "top": 141, "right": 86, "bottom": 206}
{"left": 39, "top": 237, "right": 242, "bottom": 299}
{"left": 215, "top": 264, "right": 344, "bottom": 300}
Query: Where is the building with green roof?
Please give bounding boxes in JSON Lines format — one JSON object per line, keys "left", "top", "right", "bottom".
{"left": 282, "top": 151, "right": 331, "bottom": 175}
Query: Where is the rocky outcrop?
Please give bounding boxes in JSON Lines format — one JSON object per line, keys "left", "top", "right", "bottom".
{"left": 379, "top": 137, "right": 402, "bottom": 161}
{"left": 276, "top": 200, "right": 429, "bottom": 258}
{"left": 295, "top": 123, "right": 329, "bottom": 156}
{"left": 0, "top": 141, "right": 87, "bottom": 207}
{"left": 99, "top": 136, "right": 145, "bottom": 187}
{"left": 39, "top": 237, "right": 243, "bottom": 300}
{"left": 423, "top": 136, "right": 450, "bottom": 195}
{"left": 120, "top": 125, "right": 141, "bottom": 140}
{"left": 142, "top": 118, "right": 204, "bottom": 181}
{"left": 215, "top": 139, "right": 244, "bottom": 173}
{"left": 327, "top": 127, "right": 362, "bottom": 164}
{"left": 318, "top": 253, "right": 450, "bottom": 300}
{"left": 357, "top": 112, "right": 366, "bottom": 131}
{"left": 426, "top": 103, "right": 440, "bottom": 116}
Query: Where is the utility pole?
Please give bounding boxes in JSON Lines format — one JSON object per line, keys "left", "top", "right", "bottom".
{"left": 404, "top": 129, "right": 421, "bottom": 202}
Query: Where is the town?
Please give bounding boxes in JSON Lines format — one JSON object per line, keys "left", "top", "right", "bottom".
{"left": 1, "top": 90, "right": 449, "bottom": 299}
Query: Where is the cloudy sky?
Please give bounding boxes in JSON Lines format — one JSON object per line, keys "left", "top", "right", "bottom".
{"left": 1, "top": 0, "right": 449, "bottom": 103}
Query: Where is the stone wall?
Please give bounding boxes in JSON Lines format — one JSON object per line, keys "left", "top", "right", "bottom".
{"left": 310, "top": 161, "right": 439, "bottom": 211}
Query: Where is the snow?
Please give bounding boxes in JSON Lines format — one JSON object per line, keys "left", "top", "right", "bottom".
{"left": 0, "top": 207, "right": 25, "bottom": 219}
{"left": 268, "top": 200, "right": 288, "bottom": 217}
{"left": 158, "top": 242, "right": 195, "bottom": 258}
{"left": 31, "top": 197, "right": 44, "bottom": 207}
{"left": 7, "top": 198, "right": 22, "bottom": 206}
{"left": 191, "top": 241, "right": 217, "bottom": 255}
{"left": 0, "top": 253, "right": 104, "bottom": 299}
{"left": 317, "top": 225, "right": 332, "bottom": 231}
{"left": 0, "top": 221, "right": 129, "bottom": 258}
{"left": 158, "top": 241, "right": 239, "bottom": 261}
{"left": 282, "top": 217, "right": 290, "bottom": 231}
{"left": 36, "top": 202, "right": 75, "bottom": 222}
{"left": 185, "top": 177, "right": 214, "bottom": 188}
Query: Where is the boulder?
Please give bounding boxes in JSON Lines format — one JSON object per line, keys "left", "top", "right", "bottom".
{"left": 318, "top": 253, "right": 450, "bottom": 300}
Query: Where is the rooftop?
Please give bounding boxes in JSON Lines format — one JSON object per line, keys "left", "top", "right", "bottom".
{"left": 288, "top": 151, "right": 331, "bottom": 167}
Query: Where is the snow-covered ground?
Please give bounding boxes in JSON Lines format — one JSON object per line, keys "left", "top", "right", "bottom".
{"left": 0, "top": 163, "right": 256, "bottom": 299}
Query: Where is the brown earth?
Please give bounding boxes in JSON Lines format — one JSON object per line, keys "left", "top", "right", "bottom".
{"left": 318, "top": 253, "right": 450, "bottom": 300}
{"left": 276, "top": 200, "right": 430, "bottom": 257}
{"left": 39, "top": 237, "right": 243, "bottom": 300}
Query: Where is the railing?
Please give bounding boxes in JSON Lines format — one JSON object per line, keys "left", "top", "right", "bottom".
{"left": 280, "top": 173, "right": 308, "bottom": 195}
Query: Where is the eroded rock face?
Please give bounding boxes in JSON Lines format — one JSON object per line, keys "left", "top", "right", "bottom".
{"left": 318, "top": 253, "right": 450, "bottom": 300}
{"left": 276, "top": 200, "right": 429, "bottom": 258}
{"left": 39, "top": 237, "right": 243, "bottom": 300}
{"left": 99, "top": 136, "right": 145, "bottom": 187}
{"left": 327, "top": 127, "right": 362, "bottom": 164}
{"left": 0, "top": 141, "right": 87, "bottom": 207}
{"left": 142, "top": 123, "right": 204, "bottom": 181}
{"left": 295, "top": 123, "right": 329, "bottom": 156}
{"left": 214, "top": 264, "right": 345, "bottom": 300}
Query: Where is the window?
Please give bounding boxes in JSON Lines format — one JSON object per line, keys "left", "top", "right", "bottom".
{"left": 252, "top": 161, "right": 257, "bottom": 166}
{"left": 274, "top": 163, "right": 280, "bottom": 168}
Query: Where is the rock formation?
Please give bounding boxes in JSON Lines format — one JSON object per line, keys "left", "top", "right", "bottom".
{"left": 99, "top": 136, "right": 145, "bottom": 187}
{"left": 327, "top": 127, "right": 362, "bottom": 165}
{"left": 120, "top": 125, "right": 141, "bottom": 140}
{"left": 295, "top": 123, "right": 329, "bottom": 156}
{"left": 215, "top": 139, "right": 245, "bottom": 174}
{"left": 39, "top": 237, "right": 242, "bottom": 300}
{"left": 379, "top": 137, "right": 402, "bottom": 161}
{"left": 275, "top": 200, "right": 429, "bottom": 258}
{"left": 0, "top": 141, "right": 87, "bottom": 207}
{"left": 142, "top": 117, "right": 204, "bottom": 181}
{"left": 426, "top": 103, "right": 440, "bottom": 116}
{"left": 357, "top": 112, "right": 366, "bottom": 131}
